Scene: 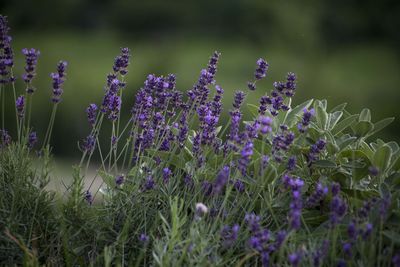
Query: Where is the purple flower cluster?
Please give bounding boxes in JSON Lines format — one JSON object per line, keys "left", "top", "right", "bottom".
{"left": 271, "top": 125, "right": 295, "bottom": 162}
{"left": 22, "top": 48, "right": 40, "bottom": 93}
{"left": 84, "top": 190, "right": 93, "bottom": 205}
{"left": 312, "top": 240, "right": 329, "bottom": 267}
{"left": 298, "top": 108, "right": 315, "bottom": 133}
{"left": 282, "top": 175, "right": 304, "bottom": 230}
{"left": 0, "top": 128, "right": 11, "bottom": 149}
{"left": 308, "top": 139, "right": 326, "bottom": 163}
{"left": 81, "top": 134, "right": 96, "bottom": 153}
{"left": 115, "top": 174, "right": 125, "bottom": 186}
{"left": 220, "top": 224, "right": 240, "bottom": 248}
{"left": 247, "top": 58, "right": 269, "bottom": 90}
{"left": 86, "top": 103, "right": 98, "bottom": 127}
{"left": 259, "top": 116, "right": 272, "bottom": 135}
{"left": 113, "top": 47, "right": 130, "bottom": 75}
{"left": 329, "top": 183, "right": 347, "bottom": 227}
{"left": 238, "top": 141, "right": 253, "bottom": 176}
{"left": 306, "top": 182, "right": 328, "bottom": 208}
{"left": 27, "top": 131, "right": 37, "bottom": 149}
{"left": 15, "top": 95, "right": 25, "bottom": 118}
{"left": 50, "top": 61, "right": 68, "bottom": 103}
{"left": 0, "top": 15, "right": 15, "bottom": 84}
{"left": 288, "top": 251, "right": 302, "bottom": 267}
{"left": 162, "top": 167, "right": 172, "bottom": 183}
{"left": 245, "top": 213, "right": 288, "bottom": 266}
{"left": 213, "top": 165, "right": 230, "bottom": 194}
{"left": 139, "top": 233, "right": 149, "bottom": 244}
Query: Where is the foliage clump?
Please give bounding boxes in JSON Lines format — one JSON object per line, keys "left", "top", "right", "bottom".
{"left": 1, "top": 14, "right": 400, "bottom": 266}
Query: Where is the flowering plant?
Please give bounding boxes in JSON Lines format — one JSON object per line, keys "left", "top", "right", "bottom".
{"left": 1, "top": 14, "right": 400, "bottom": 266}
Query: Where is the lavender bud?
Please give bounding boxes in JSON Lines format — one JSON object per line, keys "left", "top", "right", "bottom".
{"left": 15, "top": 95, "right": 25, "bottom": 118}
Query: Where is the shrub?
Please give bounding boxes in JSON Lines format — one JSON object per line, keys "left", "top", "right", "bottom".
{"left": 1, "top": 14, "right": 400, "bottom": 266}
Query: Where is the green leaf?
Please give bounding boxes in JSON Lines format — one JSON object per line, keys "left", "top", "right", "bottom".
{"left": 247, "top": 103, "right": 259, "bottom": 117}
{"left": 383, "top": 231, "right": 400, "bottom": 245}
{"left": 99, "top": 170, "right": 115, "bottom": 188}
{"left": 313, "top": 160, "right": 337, "bottom": 169}
{"left": 330, "top": 103, "right": 347, "bottom": 113}
{"left": 368, "top": 117, "right": 395, "bottom": 137}
{"left": 284, "top": 99, "right": 313, "bottom": 127}
{"left": 373, "top": 144, "right": 392, "bottom": 172}
{"left": 315, "top": 105, "right": 328, "bottom": 130}
{"left": 353, "top": 121, "right": 374, "bottom": 137}
{"left": 331, "top": 114, "right": 358, "bottom": 136}
{"left": 359, "top": 108, "right": 371, "bottom": 122}
{"left": 337, "top": 136, "right": 357, "bottom": 150}
{"left": 328, "top": 111, "right": 343, "bottom": 130}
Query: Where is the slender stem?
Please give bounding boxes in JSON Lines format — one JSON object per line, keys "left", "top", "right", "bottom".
{"left": 1, "top": 84, "right": 4, "bottom": 130}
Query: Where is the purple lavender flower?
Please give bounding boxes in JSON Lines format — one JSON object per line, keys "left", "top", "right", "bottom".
{"left": 113, "top": 47, "right": 130, "bottom": 75}
{"left": 330, "top": 185, "right": 347, "bottom": 227}
{"left": 107, "top": 94, "right": 121, "bottom": 121}
{"left": 368, "top": 166, "right": 379, "bottom": 176}
{"left": 393, "top": 253, "right": 400, "bottom": 267}
{"left": 27, "top": 131, "right": 37, "bottom": 149}
{"left": 50, "top": 61, "right": 68, "bottom": 103}
{"left": 347, "top": 220, "right": 357, "bottom": 241}
{"left": 162, "top": 167, "right": 172, "bottom": 183}
{"left": 234, "top": 179, "right": 245, "bottom": 192}
{"left": 259, "top": 116, "right": 272, "bottom": 134}
{"left": 287, "top": 156, "right": 296, "bottom": 171}
{"left": 139, "top": 233, "right": 149, "bottom": 244}
{"left": 15, "top": 95, "right": 25, "bottom": 118}
{"left": 313, "top": 240, "right": 329, "bottom": 267}
{"left": 342, "top": 242, "right": 352, "bottom": 257}
{"left": 115, "top": 174, "right": 125, "bottom": 186}
{"left": 337, "top": 259, "right": 347, "bottom": 267}
{"left": 288, "top": 251, "right": 302, "bottom": 267}
{"left": 275, "top": 230, "right": 287, "bottom": 249}
{"left": 22, "top": 48, "right": 40, "bottom": 93}
{"left": 362, "top": 223, "right": 373, "bottom": 240}
{"left": 254, "top": 58, "right": 269, "bottom": 80}
{"left": 207, "top": 51, "right": 220, "bottom": 79}
{"left": 308, "top": 139, "right": 326, "bottom": 163}
{"left": 272, "top": 127, "right": 295, "bottom": 162}
{"left": 298, "top": 108, "right": 315, "bottom": 133}
{"left": 81, "top": 134, "right": 96, "bottom": 153}
{"left": 201, "top": 181, "right": 213, "bottom": 196}
{"left": 86, "top": 103, "right": 97, "bottom": 127}
{"left": 0, "top": 129, "right": 11, "bottom": 149}
{"left": 143, "top": 175, "right": 155, "bottom": 191}
{"left": 306, "top": 182, "right": 328, "bottom": 208}
{"left": 213, "top": 165, "right": 230, "bottom": 194}
{"left": 238, "top": 141, "right": 253, "bottom": 176}
{"left": 245, "top": 213, "right": 261, "bottom": 233}
{"left": 220, "top": 224, "right": 240, "bottom": 248}
{"left": 84, "top": 190, "right": 93, "bottom": 205}
{"left": 233, "top": 91, "right": 246, "bottom": 109}
{"left": 0, "top": 15, "right": 15, "bottom": 84}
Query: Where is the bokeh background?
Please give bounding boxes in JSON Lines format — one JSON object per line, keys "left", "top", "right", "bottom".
{"left": 2, "top": 0, "right": 400, "bottom": 162}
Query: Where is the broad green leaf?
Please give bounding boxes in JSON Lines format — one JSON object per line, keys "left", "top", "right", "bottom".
{"left": 373, "top": 144, "right": 392, "bottom": 172}
{"left": 331, "top": 114, "right": 358, "bottom": 136}
{"left": 315, "top": 105, "right": 328, "bottom": 130}
{"left": 330, "top": 103, "right": 347, "bottom": 113}
{"left": 353, "top": 121, "right": 374, "bottom": 137}
{"left": 359, "top": 108, "right": 371, "bottom": 122}
{"left": 313, "top": 160, "right": 337, "bottom": 169}
{"left": 368, "top": 117, "right": 395, "bottom": 137}
{"left": 328, "top": 111, "right": 343, "bottom": 130}
{"left": 337, "top": 136, "right": 357, "bottom": 150}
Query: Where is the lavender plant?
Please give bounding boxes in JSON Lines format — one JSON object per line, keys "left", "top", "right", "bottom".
{"left": 1, "top": 14, "right": 400, "bottom": 267}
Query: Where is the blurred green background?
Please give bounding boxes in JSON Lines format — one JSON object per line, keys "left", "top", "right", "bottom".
{"left": 2, "top": 0, "right": 400, "bottom": 160}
